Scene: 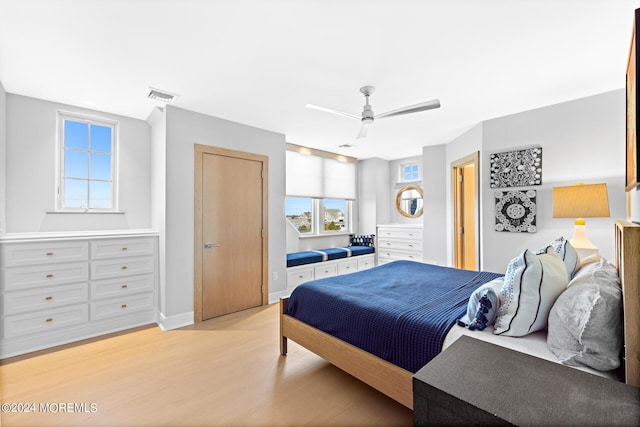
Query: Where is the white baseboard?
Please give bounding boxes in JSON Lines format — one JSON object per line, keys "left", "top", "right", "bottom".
{"left": 158, "top": 311, "right": 194, "bottom": 331}
{"left": 268, "top": 289, "right": 294, "bottom": 304}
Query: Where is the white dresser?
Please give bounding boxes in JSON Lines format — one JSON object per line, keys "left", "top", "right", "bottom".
{"left": 376, "top": 224, "right": 423, "bottom": 265}
{"left": 0, "top": 231, "right": 158, "bottom": 358}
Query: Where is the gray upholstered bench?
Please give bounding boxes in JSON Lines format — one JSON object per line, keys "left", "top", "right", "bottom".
{"left": 413, "top": 336, "right": 640, "bottom": 426}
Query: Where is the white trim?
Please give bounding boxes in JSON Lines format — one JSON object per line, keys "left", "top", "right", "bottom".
{"left": 157, "top": 311, "right": 194, "bottom": 331}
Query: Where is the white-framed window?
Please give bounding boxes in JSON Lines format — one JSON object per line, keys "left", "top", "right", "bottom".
{"left": 322, "top": 198, "right": 348, "bottom": 233}
{"left": 285, "top": 197, "right": 351, "bottom": 236}
{"left": 285, "top": 147, "right": 355, "bottom": 236}
{"left": 402, "top": 162, "right": 420, "bottom": 181}
{"left": 57, "top": 112, "right": 118, "bottom": 211}
{"left": 286, "top": 197, "right": 314, "bottom": 234}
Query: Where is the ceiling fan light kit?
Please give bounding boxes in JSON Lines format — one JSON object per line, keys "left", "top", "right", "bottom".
{"left": 306, "top": 86, "right": 440, "bottom": 139}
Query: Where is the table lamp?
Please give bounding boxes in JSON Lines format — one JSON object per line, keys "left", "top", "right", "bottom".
{"left": 552, "top": 183, "right": 610, "bottom": 259}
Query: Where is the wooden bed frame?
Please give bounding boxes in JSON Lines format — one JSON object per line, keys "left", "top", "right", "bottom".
{"left": 280, "top": 220, "right": 640, "bottom": 409}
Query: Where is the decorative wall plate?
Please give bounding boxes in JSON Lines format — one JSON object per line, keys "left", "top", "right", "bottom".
{"left": 495, "top": 190, "right": 537, "bottom": 233}
{"left": 490, "top": 147, "right": 542, "bottom": 188}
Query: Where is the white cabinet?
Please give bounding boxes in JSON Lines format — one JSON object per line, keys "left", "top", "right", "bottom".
{"left": 0, "top": 232, "right": 158, "bottom": 359}
{"left": 377, "top": 224, "right": 423, "bottom": 265}
{"left": 286, "top": 253, "right": 375, "bottom": 293}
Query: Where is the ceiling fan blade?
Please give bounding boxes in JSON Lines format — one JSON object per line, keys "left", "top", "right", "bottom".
{"left": 357, "top": 123, "right": 369, "bottom": 139}
{"left": 375, "top": 99, "right": 441, "bottom": 120}
{"left": 306, "top": 104, "right": 361, "bottom": 120}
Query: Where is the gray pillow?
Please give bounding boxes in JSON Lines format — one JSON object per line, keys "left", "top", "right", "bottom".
{"left": 547, "top": 258, "right": 622, "bottom": 371}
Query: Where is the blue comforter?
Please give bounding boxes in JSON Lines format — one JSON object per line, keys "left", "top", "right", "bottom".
{"left": 287, "top": 260, "right": 503, "bottom": 373}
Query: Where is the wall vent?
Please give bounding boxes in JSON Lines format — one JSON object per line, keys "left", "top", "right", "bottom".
{"left": 145, "top": 87, "right": 178, "bottom": 104}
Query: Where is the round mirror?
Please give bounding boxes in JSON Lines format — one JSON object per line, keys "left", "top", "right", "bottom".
{"left": 396, "top": 185, "right": 424, "bottom": 218}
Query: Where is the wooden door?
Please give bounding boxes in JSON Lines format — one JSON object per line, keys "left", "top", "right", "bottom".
{"left": 195, "top": 145, "right": 268, "bottom": 321}
{"left": 452, "top": 152, "right": 479, "bottom": 270}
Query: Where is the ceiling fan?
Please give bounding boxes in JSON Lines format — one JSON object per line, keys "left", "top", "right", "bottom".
{"left": 306, "top": 86, "right": 440, "bottom": 139}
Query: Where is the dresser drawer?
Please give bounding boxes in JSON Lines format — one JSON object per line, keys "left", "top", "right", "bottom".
{"left": 378, "top": 249, "right": 422, "bottom": 263}
{"left": 287, "top": 266, "right": 314, "bottom": 288}
{"left": 90, "top": 292, "right": 154, "bottom": 321}
{"left": 357, "top": 255, "right": 375, "bottom": 271}
{"left": 3, "top": 304, "right": 89, "bottom": 338}
{"left": 378, "top": 238, "right": 423, "bottom": 252}
{"left": 314, "top": 263, "right": 337, "bottom": 279}
{"left": 337, "top": 259, "right": 358, "bottom": 275}
{"left": 3, "top": 283, "right": 88, "bottom": 316}
{"left": 3, "top": 262, "right": 89, "bottom": 291}
{"left": 1, "top": 241, "right": 89, "bottom": 267}
{"left": 377, "top": 227, "right": 422, "bottom": 241}
{"left": 90, "top": 256, "right": 154, "bottom": 280}
{"left": 91, "top": 238, "right": 155, "bottom": 260}
{"left": 91, "top": 274, "right": 154, "bottom": 300}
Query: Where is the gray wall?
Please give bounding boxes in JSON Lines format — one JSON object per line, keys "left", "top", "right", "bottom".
{"left": 147, "top": 107, "right": 167, "bottom": 316}
{"left": 445, "top": 90, "right": 626, "bottom": 273}
{"left": 161, "top": 106, "right": 287, "bottom": 319}
{"left": 422, "top": 145, "right": 447, "bottom": 265}
{"left": 0, "top": 82, "right": 6, "bottom": 234}
{"left": 4, "top": 94, "right": 151, "bottom": 232}
{"left": 357, "top": 157, "right": 390, "bottom": 235}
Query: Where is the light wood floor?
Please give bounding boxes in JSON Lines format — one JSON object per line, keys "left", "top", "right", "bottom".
{"left": 0, "top": 303, "right": 413, "bottom": 426}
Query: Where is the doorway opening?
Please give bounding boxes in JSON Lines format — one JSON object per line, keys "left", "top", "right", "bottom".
{"left": 452, "top": 152, "right": 479, "bottom": 270}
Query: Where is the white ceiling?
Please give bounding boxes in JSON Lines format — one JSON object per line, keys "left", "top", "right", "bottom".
{"left": 0, "top": 0, "right": 637, "bottom": 160}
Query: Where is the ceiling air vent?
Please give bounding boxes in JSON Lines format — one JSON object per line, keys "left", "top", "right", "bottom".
{"left": 145, "top": 87, "right": 178, "bottom": 104}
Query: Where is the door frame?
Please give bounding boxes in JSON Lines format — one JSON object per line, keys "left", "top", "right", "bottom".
{"left": 194, "top": 144, "right": 269, "bottom": 323}
{"left": 451, "top": 151, "right": 479, "bottom": 270}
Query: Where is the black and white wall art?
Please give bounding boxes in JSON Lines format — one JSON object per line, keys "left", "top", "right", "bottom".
{"left": 495, "top": 190, "right": 537, "bottom": 233}
{"left": 490, "top": 147, "right": 542, "bottom": 188}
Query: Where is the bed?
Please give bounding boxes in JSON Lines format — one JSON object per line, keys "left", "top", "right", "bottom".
{"left": 279, "top": 220, "right": 640, "bottom": 409}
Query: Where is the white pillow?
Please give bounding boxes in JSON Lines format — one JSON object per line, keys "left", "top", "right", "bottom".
{"left": 545, "top": 237, "right": 579, "bottom": 281}
{"left": 458, "top": 277, "right": 504, "bottom": 330}
{"left": 494, "top": 248, "right": 568, "bottom": 337}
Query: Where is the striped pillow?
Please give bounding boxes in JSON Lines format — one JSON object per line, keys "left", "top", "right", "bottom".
{"left": 494, "top": 247, "right": 568, "bottom": 337}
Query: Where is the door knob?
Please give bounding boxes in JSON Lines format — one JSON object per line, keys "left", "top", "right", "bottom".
{"left": 204, "top": 242, "right": 221, "bottom": 249}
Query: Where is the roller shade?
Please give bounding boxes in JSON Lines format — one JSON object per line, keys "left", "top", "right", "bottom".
{"left": 286, "top": 150, "right": 356, "bottom": 199}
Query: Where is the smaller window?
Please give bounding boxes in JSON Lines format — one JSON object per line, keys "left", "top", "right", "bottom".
{"left": 285, "top": 197, "right": 314, "bottom": 234}
{"left": 402, "top": 163, "right": 419, "bottom": 181}
{"left": 57, "top": 112, "right": 118, "bottom": 211}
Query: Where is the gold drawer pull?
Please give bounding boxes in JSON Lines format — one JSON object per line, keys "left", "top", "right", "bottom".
{"left": 121, "top": 304, "right": 127, "bottom": 309}
{"left": 45, "top": 318, "right": 53, "bottom": 323}
{"left": 121, "top": 247, "right": 128, "bottom": 251}
{"left": 121, "top": 266, "right": 128, "bottom": 270}
{"left": 46, "top": 252, "right": 54, "bottom": 256}
{"left": 46, "top": 274, "right": 54, "bottom": 278}
{"left": 121, "top": 284, "right": 128, "bottom": 289}
{"left": 45, "top": 296, "right": 53, "bottom": 301}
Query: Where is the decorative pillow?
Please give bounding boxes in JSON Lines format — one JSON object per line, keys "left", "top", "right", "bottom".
{"left": 541, "top": 237, "right": 579, "bottom": 281}
{"left": 494, "top": 248, "right": 568, "bottom": 337}
{"left": 457, "top": 277, "right": 503, "bottom": 331}
{"left": 349, "top": 234, "right": 375, "bottom": 247}
{"left": 547, "top": 258, "right": 622, "bottom": 371}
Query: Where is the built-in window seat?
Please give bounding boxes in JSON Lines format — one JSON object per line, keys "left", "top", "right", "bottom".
{"left": 286, "top": 235, "right": 376, "bottom": 291}
{"left": 286, "top": 246, "right": 375, "bottom": 268}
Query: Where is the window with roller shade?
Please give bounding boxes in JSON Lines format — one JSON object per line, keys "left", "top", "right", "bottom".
{"left": 285, "top": 149, "right": 356, "bottom": 235}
